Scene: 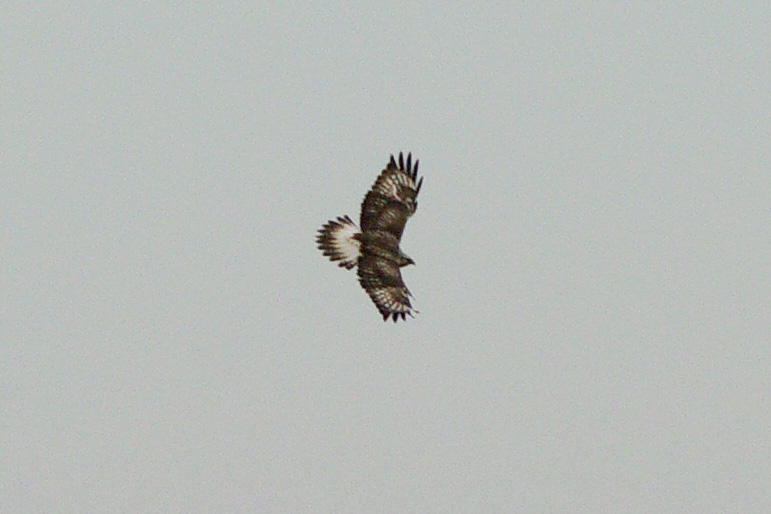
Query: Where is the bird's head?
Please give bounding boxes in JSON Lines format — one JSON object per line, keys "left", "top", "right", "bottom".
{"left": 397, "top": 250, "right": 415, "bottom": 267}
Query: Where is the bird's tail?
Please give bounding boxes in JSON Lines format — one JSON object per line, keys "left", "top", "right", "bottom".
{"left": 316, "top": 215, "right": 361, "bottom": 270}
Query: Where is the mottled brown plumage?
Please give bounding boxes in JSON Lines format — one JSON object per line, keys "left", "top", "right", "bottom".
{"left": 316, "top": 152, "right": 423, "bottom": 321}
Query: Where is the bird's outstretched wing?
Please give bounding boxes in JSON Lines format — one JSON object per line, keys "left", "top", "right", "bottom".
{"left": 360, "top": 152, "right": 423, "bottom": 240}
{"left": 357, "top": 251, "right": 416, "bottom": 322}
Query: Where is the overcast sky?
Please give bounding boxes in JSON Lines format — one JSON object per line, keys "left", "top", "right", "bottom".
{"left": 3, "top": 2, "right": 770, "bottom": 512}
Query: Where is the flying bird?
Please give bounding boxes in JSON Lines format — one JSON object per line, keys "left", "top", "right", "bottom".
{"left": 317, "top": 152, "right": 423, "bottom": 322}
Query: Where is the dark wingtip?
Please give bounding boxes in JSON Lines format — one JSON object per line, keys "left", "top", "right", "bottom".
{"left": 389, "top": 154, "right": 397, "bottom": 168}
{"left": 398, "top": 152, "right": 404, "bottom": 171}
{"left": 378, "top": 309, "right": 416, "bottom": 322}
{"left": 413, "top": 160, "right": 419, "bottom": 180}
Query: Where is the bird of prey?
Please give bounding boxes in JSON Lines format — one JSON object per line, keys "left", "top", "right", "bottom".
{"left": 316, "top": 152, "right": 423, "bottom": 321}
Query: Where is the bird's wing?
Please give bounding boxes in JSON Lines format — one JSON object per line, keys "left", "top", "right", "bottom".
{"left": 357, "top": 251, "right": 416, "bottom": 322}
{"left": 360, "top": 152, "right": 423, "bottom": 240}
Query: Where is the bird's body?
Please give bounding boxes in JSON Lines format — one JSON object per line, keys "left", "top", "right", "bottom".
{"left": 316, "top": 152, "right": 423, "bottom": 321}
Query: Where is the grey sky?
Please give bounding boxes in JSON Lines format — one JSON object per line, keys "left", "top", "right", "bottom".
{"left": 3, "top": 2, "right": 770, "bottom": 512}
